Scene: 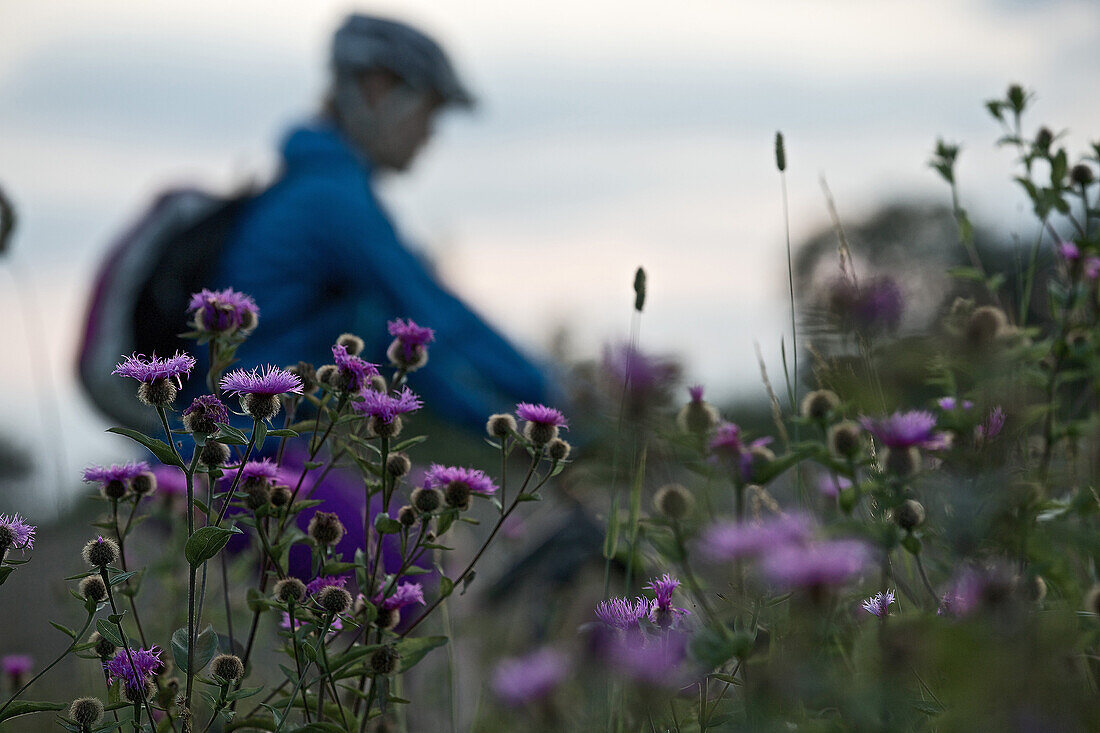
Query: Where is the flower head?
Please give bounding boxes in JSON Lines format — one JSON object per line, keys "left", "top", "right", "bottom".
{"left": 187, "top": 288, "right": 259, "bottom": 333}
{"left": 305, "top": 575, "right": 348, "bottom": 597}
{"left": 425, "top": 464, "right": 497, "bottom": 496}
{"left": 1086, "top": 256, "right": 1100, "bottom": 280}
{"left": 0, "top": 513, "right": 35, "bottom": 552}
{"left": 708, "top": 422, "right": 774, "bottom": 481}
{"left": 975, "top": 406, "right": 1006, "bottom": 442}
{"left": 220, "top": 366, "right": 303, "bottom": 396}
{"left": 860, "top": 410, "right": 949, "bottom": 450}
{"left": 332, "top": 344, "right": 380, "bottom": 392}
{"left": 761, "top": 539, "right": 871, "bottom": 588}
{"left": 644, "top": 573, "right": 690, "bottom": 628}
{"left": 152, "top": 465, "right": 187, "bottom": 497}
{"left": 104, "top": 646, "right": 162, "bottom": 699}
{"left": 182, "top": 395, "right": 228, "bottom": 433}
{"left": 861, "top": 589, "right": 896, "bottom": 617}
{"left": 82, "top": 462, "right": 151, "bottom": 485}
{"left": 688, "top": 385, "right": 705, "bottom": 403}
{"left": 515, "top": 403, "right": 568, "bottom": 428}
{"left": 817, "top": 474, "right": 851, "bottom": 498}
{"left": 699, "top": 514, "right": 813, "bottom": 562}
{"left": 232, "top": 459, "right": 282, "bottom": 486}
{"left": 936, "top": 397, "right": 973, "bottom": 411}
{"left": 387, "top": 318, "right": 435, "bottom": 368}
{"left": 354, "top": 387, "right": 422, "bottom": 424}
{"left": 491, "top": 648, "right": 568, "bottom": 707}
{"left": 113, "top": 351, "right": 195, "bottom": 384}
{"left": 1058, "top": 240, "right": 1080, "bottom": 261}
{"left": 829, "top": 275, "right": 904, "bottom": 334}
{"left": 594, "top": 597, "right": 651, "bottom": 630}
{"left": 281, "top": 612, "right": 343, "bottom": 637}
{"left": 604, "top": 633, "right": 692, "bottom": 688}
{"left": 374, "top": 582, "right": 425, "bottom": 610}
{"left": 2, "top": 655, "right": 32, "bottom": 678}
{"left": 602, "top": 343, "right": 679, "bottom": 397}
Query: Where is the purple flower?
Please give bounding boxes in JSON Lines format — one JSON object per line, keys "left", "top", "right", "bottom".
{"left": 187, "top": 288, "right": 259, "bottom": 332}
{"left": 604, "top": 633, "right": 692, "bottom": 688}
{"left": 152, "top": 465, "right": 187, "bottom": 497}
{"left": 229, "top": 459, "right": 283, "bottom": 487}
{"left": 373, "top": 581, "right": 425, "bottom": 610}
{"left": 938, "top": 568, "right": 985, "bottom": 617}
{"left": 220, "top": 366, "right": 303, "bottom": 396}
{"left": 515, "top": 403, "right": 568, "bottom": 428}
{"left": 282, "top": 612, "right": 343, "bottom": 636}
{"left": 1057, "top": 241, "right": 1080, "bottom": 261}
{"left": 425, "top": 465, "right": 498, "bottom": 496}
{"left": 353, "top": 387, "right": 422, "bottom": 423}
{"left": 1086, "top": 256, "right": 1100, "bottom": 280}
{"left": 761, "top": 539, "right": 871, "bottom": 588}
{"left": 491, "top": 648, "right": 568, "bottom": 707}
{"left": 305, "top": 575, "right": 348, "bottom": 596}
{"left": 817, "top": 474, "right": 851, "bottom": 498}
{"left": 829, "top": 276, "right": 904, "bottom": 333}
{"left": 860, "top": 411, "right": 949, "bottom": 450}
{"left": 104, "top": 646, "right": 162, "bottom": 699}
{"left": 602, "top": 343, "right": 679, "bottom": 395}
{"left": 594, "top": 597, "right": 651, "bottom": 630}
{"left": 976, "top": 406, "right": 1005, "bottom": 442}
{"left": 861, "top": 589, "right": 896, "bottom": 617}
{"left": 332, "top": 344, "right": 380, "bottom": 392}
{"left": 183, "top": 394, "right": 228, "bottom": 425}
{"left": 699, "top": 514, "right": 813, "bottom": 562}
{"left": 936, "top": 397, "right": 973, "bottom": 411}
{"left": 387, "top": 318, "right": 435, "bottom": 363}
{"left": 708, "top": 422, "right": 774, "bottom": 481}
{"left": 82, "top": 462, "right": 151, "bottom": 485}
{"left": 644, "top": 573, "right": 689, "bottom": 628}
{"left": 0, "top": 513, "right": 35, "bottom": 552}
{"left": 2, "top": 655, "right": 32, "bottom": 678}
{"left": 688, "top": 385, "right": 705, "bottom": 402}
{"left": 113, "top": 351, "right": 195, "bottom": 384}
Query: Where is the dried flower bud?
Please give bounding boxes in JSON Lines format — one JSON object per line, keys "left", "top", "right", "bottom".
{"left": 241, "top": 393, "right": 281, "bottom": 421}
{"left": 244, "top": 483, "right": 271, "bottom": 511}
{"left": 80, "top": 575, "right": 108, "bottom": 602}
{"left": 370, "top": 415, "right": 403, "bottom": 439}
{"left": 270, "top": 485, "right": 291, "bottom": 507}
{"left": 101, "top": 479, "right": 128, "bottom": 501}
{"left": 547, "top": 438, "right": 571, "bottom": 462}
{"left": 82, "top": 537, "right": 119, "bottom": 568}
{"left": 287, "top": 361, "right": 318, "bottom": 394}
{"left": 375, "top": 606, "right": 399, "bottom": 631}
{"left": 653, "top": 483, "right": 694, "bottom": 519}
{"left": 523, "top": 422, "right": 558, "bottom": 447}
{"left": 397, "top": 505, "right": 418, "bottom": 527}
{"left": 882, "top": 447, "right": 920, "bottom": 477}
{"left": 274, "top": 578, "right": 306, "bottom": 605}
{"left": 70, "top": 697, "right": 105, "bottom": 729}
{"left": 443, "top": 483, "right": 471, "bottom": 511}
{"left": 316, "top": 364, "right": 338, "bottom": 387}
{"left": 369, "top": 644, "right": 400, "bottom": 675}
{"left": 828, "top": 421, "right": 862, "bottom": 458}
{"left": 199, "top": 441, "right": 231, "bottom": 468}
{"left": 486, "top": 414, "right": 517, "bottom": 439}
{"left": 965, "top": 306, "right": 1008, "bottom": 347}
{"left": 676, "top": 399, "right": 719, "bottom": 434}
{"left": 130, "top": 471, "right": 156, "bottom": 496}
{"left": 800, "top": 390, "right": 840, "bottom": 422}
{"left": 211, "top": 654, "right": 244, "bottom": 682}
{"left": 1071, "top": 163, "right": 1095, "bottom": 186}
{"left": 411, "top": 487, "right": 443, "bottom": 513}
{"left": 123, "top": 679, "right": 154, "bottom": 704}
{"left": 386, "top": 453, "right": 411, "bottom": 478}
{"left": 308, "top": 511, "right": 346, "bottom": 547}
{"left": 893, "top": 499, "right": 925, "bottom": 531}
{"left": 336, "top": 333, "right": 365, "bottom": 356}
{"left": 90, "top": 632, "right": 116, "bottom": 659}
{"left": 317, "top": 586, "right": 353, "bottom": 616}
{"left": 137, "top": 378, "right": 177, "bottom": 407}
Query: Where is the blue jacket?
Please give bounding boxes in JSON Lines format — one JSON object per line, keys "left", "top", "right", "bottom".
{"left": 212, "top": 121, "right": 554, "bottom": 430}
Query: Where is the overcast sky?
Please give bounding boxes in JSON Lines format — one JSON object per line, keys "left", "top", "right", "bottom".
{"left": 2, "top": 0, "right": 1098, "bottom": 509}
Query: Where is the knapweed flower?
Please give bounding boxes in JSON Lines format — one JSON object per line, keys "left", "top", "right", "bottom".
{"left": 708, "top": 422, "right": 774, "bottom": 481}
{"left": 113, "top": 351, "right": 195, "bottom": 384}
{"left": 1085, "top": 256, "right": 1100, "bottom": 280}
{"left": 698, "top": 513, "right": 813, "bottom": 562}
{"left": 305, "top": 575, "right": 347, "bottom": 597}
{"left": 760, "top": 539, "right": 871, "bottom": 589}
{"left": 426, "top": 464, "right": 497, "bottom": 510}
{"left": 602, "top": 342, "right": 679, "bottom": 410}
{"left": 594, "top": 597, "right": 651, "bottom": 630}
{"left": 104, "top": 646, "right": 162, "bottom": 701}
{"left": 281, "top": 612, "right": 343, "bottom": 638}
{"left": 645, "top": 573, "right": 689, "bottom": 629}
{"left": 938, "top": 567, "right": 986, "bottom": 617}
{"left": 182, "top": 395, "right": 228, "bottom": 434}
{"left": 975, "top": 406, "right": 1005, "bottom": 442}
{"left": 220, "top": 366, "right": 303, "bottom": 420}
{"left": 828, "top": 275, "right": 904, "bottom": 334}
{"left": 354, "top": 387, "right": 422, "bottom": 437}
{"left": 491, "top": 648, "right": 568, "bottom": 707}
{"left": 373, "top": 582, "right": 425, "bottom": 611}
{"left": 1058, "top": 240, "right": 1080, "bottom": 261}
{"left": 387, "top": 318, "right": 435, "bottom": 371}
{"left": 2, "top": 654, "right": 32, "bottom": 680}
{"left": 515, "top": 402, "right": 568, "bottom": 446}
{"left": 936, "top": 397, "right": 973, "bottom": 411}
{"left": 861, "top": 589, "right": 896, "bottom": 618}
{"left": 152, "top": 465, "right": 187, "bottom": 498}
{"left": 0, "top": 513, "right": 36, "bottom": 553}
{"left": 187, "top": 288, "right": 259, "bottom": 333}
{"left": 677, "top": 385, "right": 720, "bottom": 434}
{"left": 860, "top": 411, "right": 950, "bottom": 450}
{"left": 331, "top": 344, "right": 380, "bottom": 393}
{"left": 82, "top": 462, "right": 151, "bottom": 500}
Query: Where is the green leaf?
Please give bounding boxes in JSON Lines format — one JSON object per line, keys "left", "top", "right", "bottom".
{"left": 0, "top": 700, "right": 66, "bottom": 724}
{"left": 395, "top": 635, "right": 448, "bottom": 672}
{"left": 95, "top": 619, "right": 124, "bottom": 647}
{"left": 109, "top": 570, "right": 138, "bottom": 586}
{"left": 171, "top": 625, "right": 219, "bottom": 673}
{"left": 225, "top": 685, "right": 264, "bottom": 702}
{"left": 373, "top": 514, "right": 403, "bottom": 535}
{"left": 392, "top": 435, "right": 428, "bottom": 452}
{"left": 253, "top": 420, "right": 268, "bottom": 446}
{"left": 49, "top": 620, "right": 77, "bottom": 638}
{"left": 106, "top": 427, "right": 182, "bottom": 468}
{"left": 0, "top": 566, "right": 13, "bottom": 586}
{"left": 267, "top": 429, "right": 299, "bottom": 438}
{"left": 438, "top": 577, "right": 454, "bottom": 599}
{"left": 185, "top": 525, "right": 243, "bottom": 566}
{"left": 287, "top": 723, "right": 348, "bottom": 733}
{"left": 215, "top": 423, "right": 249, "bottom": 444}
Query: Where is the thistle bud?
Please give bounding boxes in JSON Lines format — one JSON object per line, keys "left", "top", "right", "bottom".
{"left": 633, "top": 267, "right": 646, "bottom": 313}
{"left": 287, "top": 361, "right": 319, "bottom": 394}
{"left": 486, "top": 414, "right": 517, "bottom": 439}
{"left": 336, "top": 333, "right": 365, "bottom": 356}
{"left": 1071, "top": 163, "right": 1095, "bottom": 186}
{"left": 386, "top": 339, "right": 428, "bottom": 371}
{"left": 369, "top": 415, "right": 403, "bottom": 439}
{"left": 800, "top": 390, "right": 840, "bottom": 422}
{"left": 101, "top": 479, "right": 128, "bottom": 501}
{"left": 882, "top": 447, "right": 920, "bottom": 477}
{"left": 317, "top": 586, "right": 353, "bottom": 616}
{"left": 547, "top": 438, "right": 571, "bottom": 462}
{"left": 241, "top": 393, "right": 280, "bottom": 421}
{"left": 369, "top": 644, "right": 400, "bottom": 675}
{"left": 0, "top": 525, "right": 12, "bottom": 552}
{"left": 244, "top": 483, "right": 271, "bottom": 511}
{"left": 411, "top": 487, "right": 442, "bottom": 513}
{"left": 965, "top": 306, "right": 1008, "bottom": 347}
{"left": 316, "top": 364, "right": 338, "bottom": 387}
{"left": 137, "top": 378, "right": 177, "bottom": 407}
{"left": 123, "top": 680, "right": 154, "bottom": 704}
{"left": 89, "top": 632, "right": 116, "bottom": 659}
{"left": 82, "top": 537, "right": 119, "bottom": 568}
{"left": 828, "top": 421, "right": 862, "bottom": 458}
{"left": 69, "top": 697, "right": 105, "bottom": 729}
{"left": 79, "top": 575, "right": 108, "bottom": 602}
{"left": 130, "top": 471, "right": 156, "bottom": 496}
{"left": 375, "top": 606, "right": 399, "bottom": 631}
{"left": 181, "top": 395, "right": 226, "bottom": 435}
{"left": 1034, "top": 126, "right": 1053, "bottom": 150}
{"left": 386, "top": 452, "right": 411, "bottom": 478}
{"left": 523, "top": 421, "right": 558, "bottom": 447}
{"left": 775, "top": 131, "right": 786, "bottom": 172}
{"left": 676, "top": 386, "right": 719, "bottom": 434}
{"left": 893, "top": 499, "right": 925, "bottom": 531}
{"left": 397, "top": 505, "right": 418, "bottom": 527}
{"left": 274, "top": 577, "right": 306, "bottom": 605}
{"left": 368, "top": 374, "right": 388, "bottom": 393}
{"left": 653, "top": 483, "right": 694, "bottom": 519}
{"left": 211, "top": 654, "right": 244, "bottom": 682}
{"left": 199, "top": 441, "right": 231, "bottom": 468}
{"left": 308, "top": 511, "right": 346, "bottom": 547}
{"left": 270, "top": 485, "right": 291, "bottom": 507}
{"left": 443, "top": 483, "right": 471, "bottom": 511}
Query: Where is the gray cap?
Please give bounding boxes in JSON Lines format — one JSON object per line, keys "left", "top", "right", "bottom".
{"left": 332, "top": 14, "right": 475, "bottom": 108}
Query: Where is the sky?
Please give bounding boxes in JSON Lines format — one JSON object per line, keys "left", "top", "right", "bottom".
{"left": 1, "top": 0, "right": 1098, "bottom": 511}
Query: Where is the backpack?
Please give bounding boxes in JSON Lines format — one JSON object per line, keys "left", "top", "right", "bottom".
{"left": 78, "top": 187, "right": 258, "bottom": 431}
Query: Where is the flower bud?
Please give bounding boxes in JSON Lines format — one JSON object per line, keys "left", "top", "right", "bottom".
{"left": 241, "top": 393, "right": 280, "bottom": 421}
{"left": 547, "top": 438, "right": 571, "bottom": 462}
{"left": 130, "top": 471, "right": 156, "bottom": 496}
{"left": 443, "top": 483, "right": 471, "bottom": 511}
{"left": 308, "top": 511, "right": 346, "bottom": 547}
{"left": 79, "top": 575, "right": 108, "bottom": 602}
{"left": 317, "top": 586, "right": 353, "bottom": 616}
{"left": 893, "top": 499, "right": 925, "bottom": 531}
{"left": 0, "top": 525, "right": 13, "bottom": 551}
{"left": 800, "top": 390, "right": 840, "bottom": 422}
{"left": 1023, "top": 574, "right": 1047, "bottom": 603}
{"left": 1034, "top": 126, "right": 1053, "bottom": 150}
{"left": 369, "top": 415, "right": 403, "bottom": 439}
{"left": 274, "top": 577, "right": 306, "bottom": 605}
{"left": 89, "top": 632, "right": 116, "bottom": 659}
{"left": 386, "top": 453, "right": 411, "bottom": 478}
{"left": 965, "top": 306, "right": 1008, "bottom": 347}
{"left": 1071, "top": 163, "right": 1095, "bottom": 186}
{"left": 123, "top": 679, "right": 154, "bottom": 704}
{"left": 369, "top": 644, "right": 400, "bottom": 675}
{"left": 82, "top": 537, "right": 119, "bottom": 568}
{"left": 244, "top": 483, "right": 271, "bottom": 511}
{"left": 336, "top": 333, "right": 365, "bottom": 356}
{"left": 270, "top": 485, "right": 291, "bottom": 508}
{"left": 101, "top": 479, "right": 128, "bottom": 501}
{"left": 287, "top": 361, "right": 318, "bottom": 395}
{"left": 828, "top": 421, "right": 862, "bottom": 458}
{"left": 70, "top": 697, "right": 105, "bottom": 729}
{"left": 411, "top": 487, "right": 442, "bottom": 513}
{"left": 211, "top": 654, "right": 244, "bottom": 682}
{"left": 137, "top": 378, "right": 177, "bottom": 407}
{"left": 397, "top": 505, "right": 418, "bottom": 527}
{"left": 386, "top": 340, "right": 428, "bottom": 371}
{"left": 199, "top": 441, "right": 231, "bottom": 468}
{"left": 523, "top": 422, "right": 558, "bottom": 447}
{"left": 316, "top": 364, "right": 338, "bottom": 387}
{"left": 375, "top": 606, "right": 399, "bottom": 631}
{"left": 181, "top": 395, "right": 226, "bottom": 435}
{"left": 882, "top": 447, "right": 920, "bottom": 477}
{"left": 368, "top": 374, "right": 388, "bottom": 393}
{"left": 653, "top": 483, "right": 694, "bottom": 519}
{"left": 676, "top": 398, "right": 720, "bottom": 434}
{"left": 486, "top": 414, "right": 517, "bottom": 439}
